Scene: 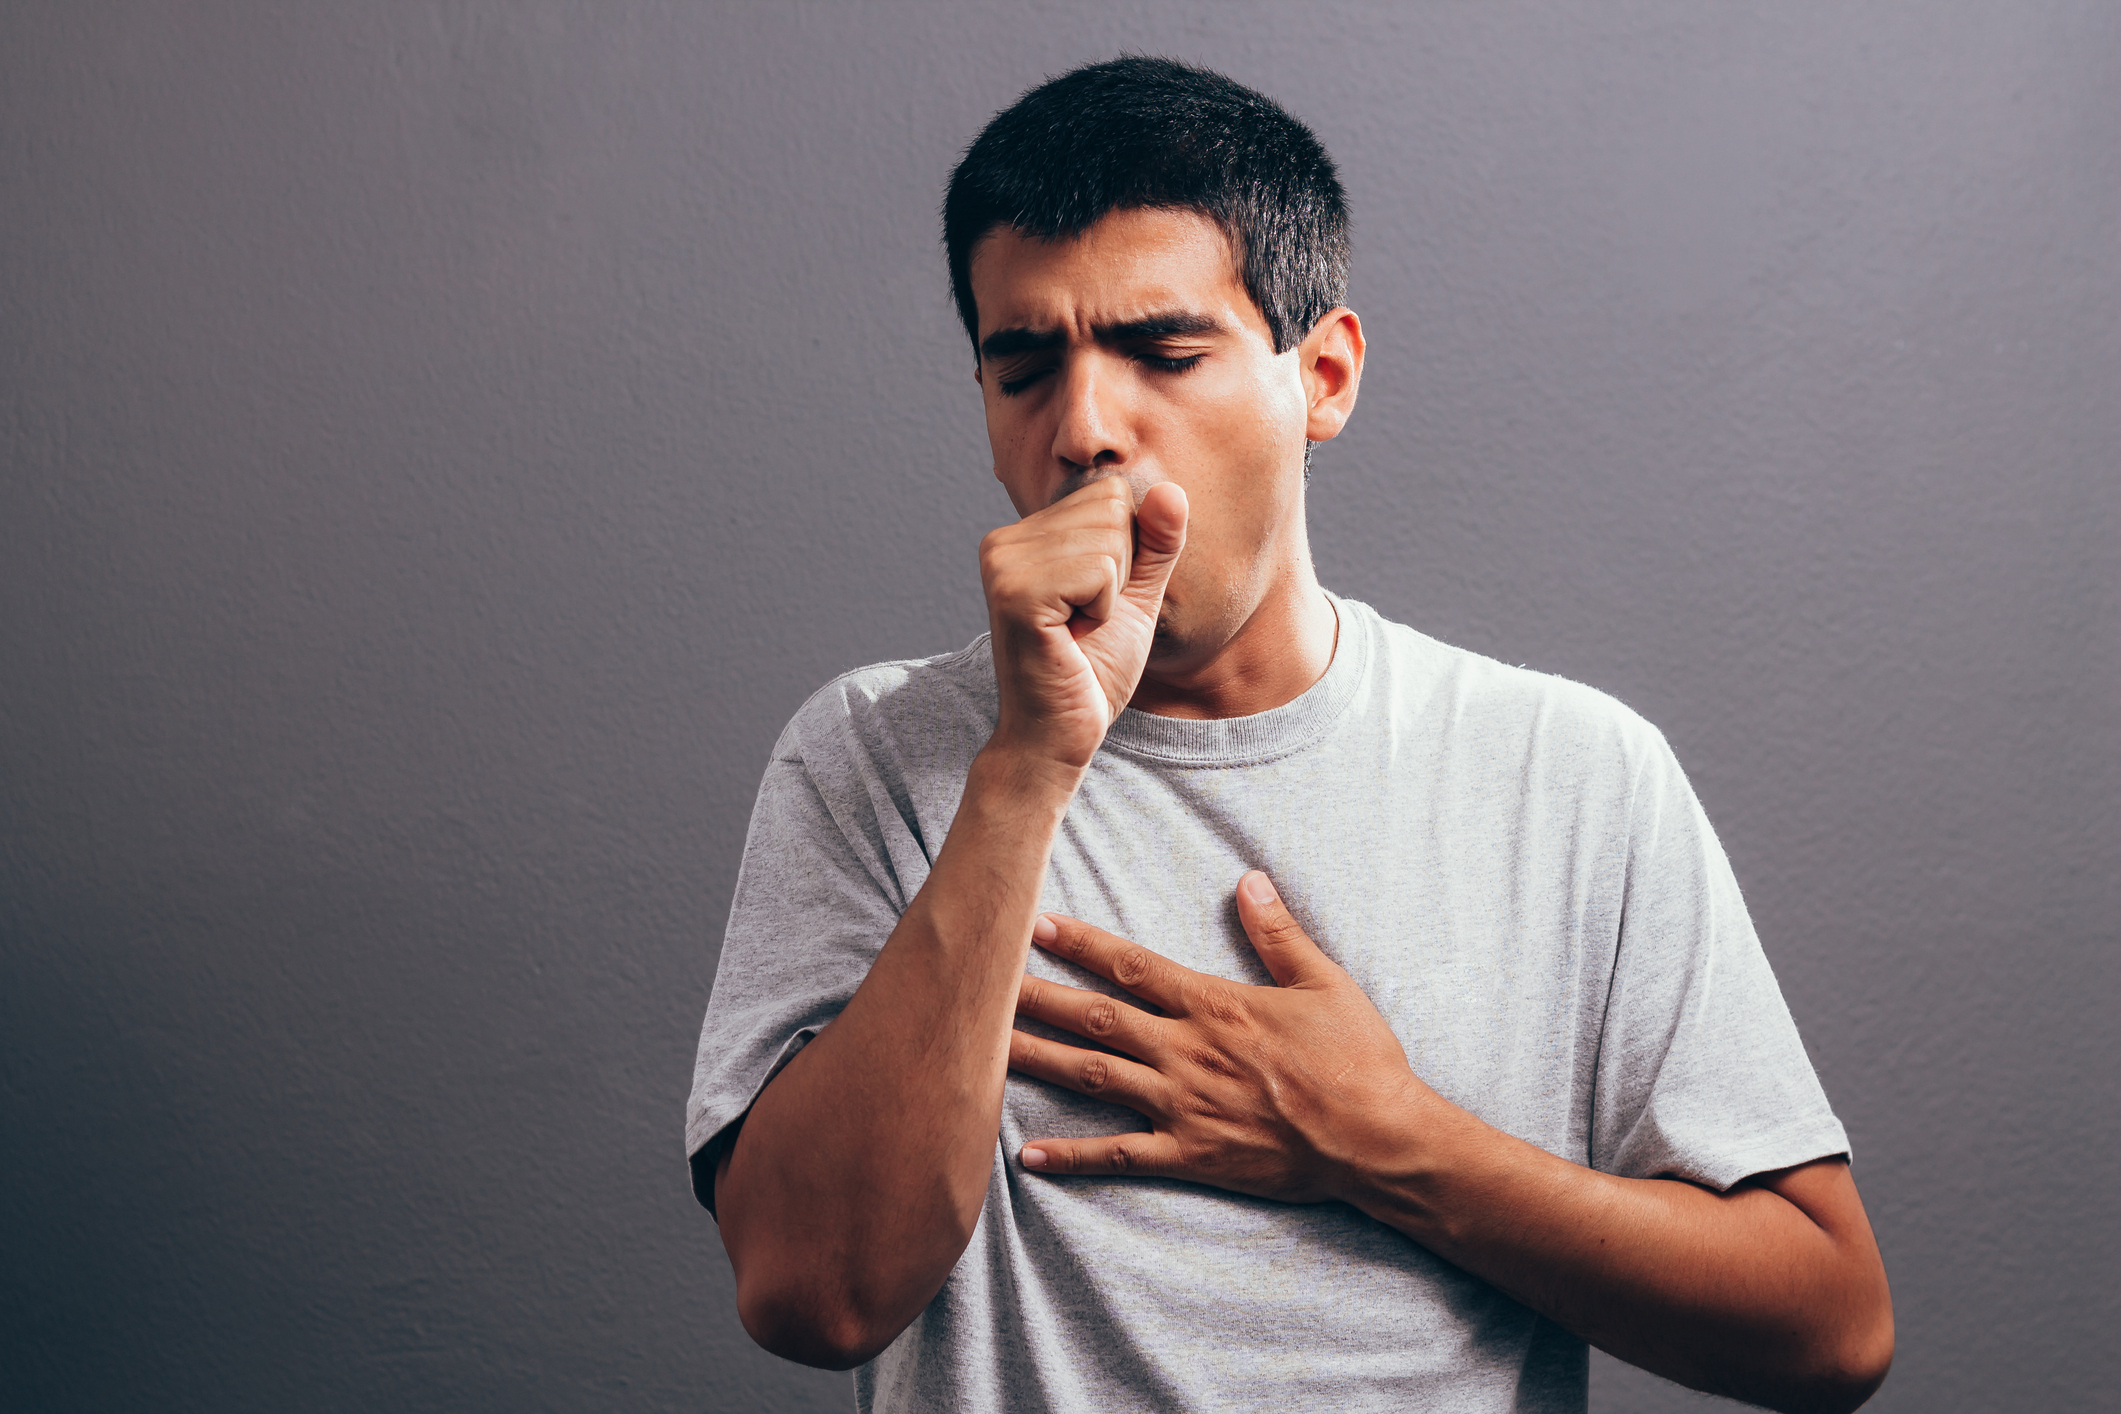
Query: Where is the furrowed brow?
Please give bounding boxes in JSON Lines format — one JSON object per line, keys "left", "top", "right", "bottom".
{"left": 1094, "top": 311, "right": 1224, "bottom": 343}
{"left": 979, "top": 326, "right": 1065, "bottom": 362}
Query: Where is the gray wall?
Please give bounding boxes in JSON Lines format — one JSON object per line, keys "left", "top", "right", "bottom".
{"left": 3, "top": 4, "right": 2115, "bottom": 1411}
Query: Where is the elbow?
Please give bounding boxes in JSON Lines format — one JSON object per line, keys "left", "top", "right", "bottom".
{"left": 1784, "top": 1303, "right": 1894, "bottom": 1414}
{"left": 720, "top": 1208, "right": 966, "bottom": 1369}
{"left": 735, "top": 1272, "right": 905, "bottom": 1371}
{"left": 1818, "top": 1254, "right": 1896, "bottom": 1414}
{"left": 717, "top": 1176, "right": 972, "bottom": 1370}
{"left": 1825, "top": 1317, "right": 1895, "bottom": 1414}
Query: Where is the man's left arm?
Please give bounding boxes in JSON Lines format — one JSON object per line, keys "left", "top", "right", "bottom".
{"left": 1008, "top": 871, "right": 1893, "bottom": 1414}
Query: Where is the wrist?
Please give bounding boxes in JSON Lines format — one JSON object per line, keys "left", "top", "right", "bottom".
{"left": 913, "top": 742, "right": 1079, "bottom": 947}
{"left": 1328, "top": 1081, "right": 1489, "bottom": 1239}
{"left": 971, "top": 735, "right": 1090, "bottom": 808}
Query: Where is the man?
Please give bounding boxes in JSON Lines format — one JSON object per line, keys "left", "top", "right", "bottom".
{"left": 689, "top": 57, "right": 1892, "bottom": 1413}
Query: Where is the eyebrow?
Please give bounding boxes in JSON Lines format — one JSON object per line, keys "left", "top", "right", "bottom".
{"left": 979, "top": 310, "right": 1225, "bottom": 363}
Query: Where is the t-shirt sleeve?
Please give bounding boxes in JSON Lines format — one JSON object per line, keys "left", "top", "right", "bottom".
{"left": 685, "top": 739, "right": 910, "bottom": 1213}
{"left": 1589, "top": 732, "right": 1849, "bottom": 1190}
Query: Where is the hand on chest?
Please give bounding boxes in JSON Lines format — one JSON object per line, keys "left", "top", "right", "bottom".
{"left": 1015, "top": 770, "right": 1617, "bottom": 1151}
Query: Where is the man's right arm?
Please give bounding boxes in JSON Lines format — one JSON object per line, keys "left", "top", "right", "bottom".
{"left": 710, "top": 478, "right": 1188, "bottom": 1369}
{"left": 714, "top": 742, "right": 1079, "bottom": 1368}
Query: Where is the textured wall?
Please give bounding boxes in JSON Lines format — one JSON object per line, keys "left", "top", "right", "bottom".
{"left": 3, "top": 4, "right": 2115, "bottom": 1411}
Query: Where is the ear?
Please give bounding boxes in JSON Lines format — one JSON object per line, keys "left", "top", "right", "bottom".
{"left": 1298, "top": 308, "right": 1365, "bottom": 444}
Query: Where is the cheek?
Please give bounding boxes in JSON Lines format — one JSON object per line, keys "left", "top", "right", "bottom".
{"left": 1201, "top": 364, "right": 1306, "bottom": 501}
{"left": 1193, "top": 354, "right": 1306, "bottom": 461}
{"left": 1183, "top": 367, "right": 1305, "bottom": 566}
{"left": 1250, "top": 356, "right": 1312, "bottom": 440}
{"left": 984, "top": 399, "right": 1046, "bottom": 514}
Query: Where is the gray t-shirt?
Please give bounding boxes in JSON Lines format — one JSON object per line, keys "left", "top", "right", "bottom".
{"left": 688, "top": 595, "right": 1848, "bottom": 1413}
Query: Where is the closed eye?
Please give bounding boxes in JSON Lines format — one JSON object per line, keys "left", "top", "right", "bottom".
{"left": 995, "top": 349, "right": 1206, "bottom": 396}
{"left": 998, "top": 366, "right": 1055, "bottom": 396}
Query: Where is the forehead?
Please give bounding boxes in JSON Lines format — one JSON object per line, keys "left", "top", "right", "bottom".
{"left": 967, "top": 207, "right": 1266, "bottom": 341}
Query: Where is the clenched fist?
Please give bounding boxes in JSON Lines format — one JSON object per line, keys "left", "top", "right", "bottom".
{"left": 979, "top": 476, "right": 1189, "bottom": 771}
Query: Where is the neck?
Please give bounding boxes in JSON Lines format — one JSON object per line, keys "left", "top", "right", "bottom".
{"left": 1128, "top": 562, "right": 1338, "bottom": 721}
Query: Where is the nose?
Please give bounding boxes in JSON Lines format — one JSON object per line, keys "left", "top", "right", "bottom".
{"left": 1050, "top": 353, "right": 1133, "bottom": 477}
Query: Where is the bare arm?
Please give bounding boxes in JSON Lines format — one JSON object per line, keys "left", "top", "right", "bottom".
{"left": 1010, "top": 876, "right": 1893, "bottom": 1412}
{"left": 1350, "top": 1102, "right": 1892, "bottom": 1412}
{"left": 712, "top": 479, "right": 1188, "bottom": 1368}
{"left": 713, "top": 744, "right": 1076, "bottom": 1367}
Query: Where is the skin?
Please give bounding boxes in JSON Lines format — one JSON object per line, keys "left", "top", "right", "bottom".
{"left": 969, "top": 207, "right": 1347, "bottom": 723}
{"left": 714, "top": 207, "right": 1893, "bottom": 1410}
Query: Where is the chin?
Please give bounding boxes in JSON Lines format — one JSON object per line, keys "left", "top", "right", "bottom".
{"left": 1153, "top": 574, "right": 1256, "bottom": 667}
{"left": 1148, "top": 607, "right": 1220, "bottom": 672}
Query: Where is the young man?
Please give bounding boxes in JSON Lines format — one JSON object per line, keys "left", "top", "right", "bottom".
{"left": 689, "top": 58, "right": 1892, "bottom": 1413}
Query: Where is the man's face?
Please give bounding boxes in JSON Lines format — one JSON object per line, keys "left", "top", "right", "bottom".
{"left": 969, "top": 207, "right": 1317, "bottom": 671}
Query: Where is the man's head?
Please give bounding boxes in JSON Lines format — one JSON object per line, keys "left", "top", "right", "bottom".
{"left": 944, "top": 58, "right": 1363, "bottom": 681}
{"left": 944, "top": 56, "right": 1351, "bottom": 364}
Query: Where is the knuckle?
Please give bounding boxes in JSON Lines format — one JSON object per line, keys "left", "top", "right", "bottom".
{"left": 1059, "top": 928, "right": 1092, "bottom": 962}
{"left": 1084, "top": 998, "right": 1120, "bottom": 1036}
{"left": 1107, "top": 1142, "right": 1134, "bottom": 1172}
{"left": 1261, "top": 917, "right": 1306, "bottom": 947}
{"left": 1200, "top": 985, "right": 1243, "bottom": 1024}
{"left": 1186, "top": 1045, "right": 1234, "bottom": 1078}
{"left": 979, "top": 533, "right": 1018, "bottom": 572}
{"left": 1112, "top": 948, "right": 1152, "bottom": 988}
{"left": 1178, "top": 1087, "right": 1225, "bottom": 1120}
{"left": 1078, "top": 1055, "right": 1110, "bottom": 1093}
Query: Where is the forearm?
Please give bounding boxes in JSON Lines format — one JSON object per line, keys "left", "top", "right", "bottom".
{"left": 1343, "top": 1098, "right": 1892, "bottom": 1412}
{"left": 717, "top": 743, "right": 1079, "bottom": 1367}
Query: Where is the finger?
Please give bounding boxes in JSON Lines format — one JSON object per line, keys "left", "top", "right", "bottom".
{"left": 1045, "top": 477, "right": 1136, "bottom": 572}
{"left": 1019, "top": 1129, "right": 1185, "bottom": 1179}
{"left": 1049, "top": 473, "right": 1137, "bottom": 522}
{"left": 1038, "top": 535, "right": 1128, "bottom": 625}
{"left": 1016, "top": 973, "right": 1166, "bottom": 1060}
{"left": 1122, "top": 480, "right": 1188, "bottom": 613}
{"left": 1052, "top": 483, "right": 1133, "bottom": 621}
{"left": 1076, "top": 550, "right": 1123, "bottom": 627}
{"left": 992, "top": 548, "right": 1127, "bottom": 632}
{"left": 1234, "top": 871, "right": 1337, "bottom": 988}
{"left": 1012, "top": 525, "right": 1131, "bottom": 568}
{"left": 1031, "top": 913, "right": 1194, "bottom": 1013}
{"left": 983, "top": 489, "right": 1133, "bottom": 613}
{"left": 1007, "top": 1027, "right": 1166, "bottom": 1112}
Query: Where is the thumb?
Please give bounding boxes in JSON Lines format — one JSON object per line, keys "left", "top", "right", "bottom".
{"left": 1235, "top": 871, "right": 1334, "bottom": 988}
{"left": 1122, "top": 480, "right": 1188, "bottom": 609}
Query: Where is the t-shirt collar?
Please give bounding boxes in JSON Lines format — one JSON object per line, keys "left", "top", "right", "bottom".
{"left": 1099, "top": 591, "right": 1367, "bottom": 766}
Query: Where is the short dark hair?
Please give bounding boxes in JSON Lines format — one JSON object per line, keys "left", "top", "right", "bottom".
{"left": 943, "top": 57, "right": 1350, "bottom": 360}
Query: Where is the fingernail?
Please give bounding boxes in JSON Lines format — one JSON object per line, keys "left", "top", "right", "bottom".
{"left": 1022, "top": 1147, "right": 1048, "bottom": 1169}
{"left": 1032, "top": 915, "right": 1058, "bottom": 942}
{"left": 1241, "top": 871, "right": 1278, "bottom": 906}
